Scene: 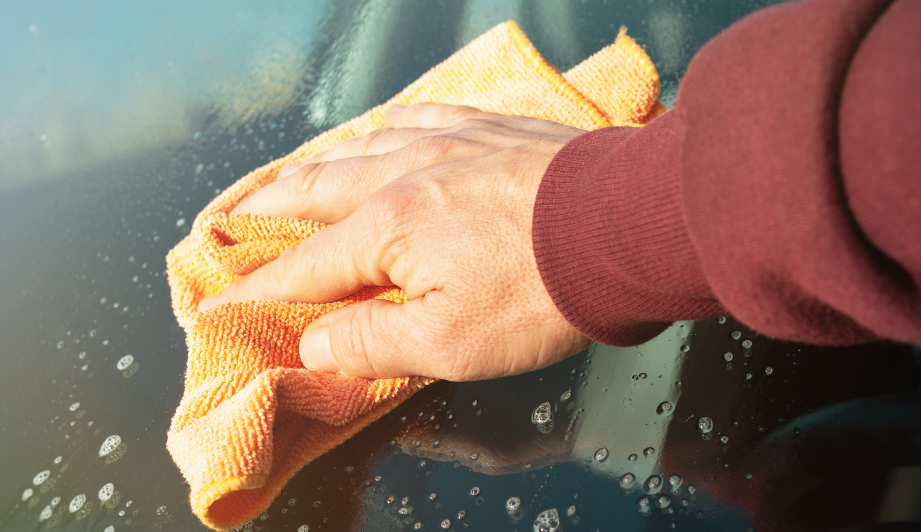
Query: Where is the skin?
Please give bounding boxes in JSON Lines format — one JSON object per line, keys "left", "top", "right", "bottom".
{"left": 199, "top": 103, "right": 591, "bottom": 381}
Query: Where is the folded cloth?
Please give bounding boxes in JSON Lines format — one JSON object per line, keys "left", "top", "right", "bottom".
{"left": 165, "top": 21, "right": 663, "bottom": 531}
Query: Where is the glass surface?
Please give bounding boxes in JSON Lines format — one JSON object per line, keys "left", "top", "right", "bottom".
{"left": 3, "top": 1, "right": 919, "bottom": 531}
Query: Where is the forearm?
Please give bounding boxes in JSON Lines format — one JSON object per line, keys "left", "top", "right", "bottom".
{"left": 533, "top": 0, "right": 921, "bottom": 346}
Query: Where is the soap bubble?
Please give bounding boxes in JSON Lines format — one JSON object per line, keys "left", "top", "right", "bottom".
{"left": 118, "top": 510, "right": 125, "bottom": 516}
{"left": 742, "top": 340, "right": 752, "bottom": 349}
{"left": 723, "top": 352, "right": 733, "bottom": 361}
{"left": 401, "top": 497, "right": 409, "bottom": 506}
{"left": 104, "top": 527, "right": 115, "bottom": 532}
{"left": 398, "top": 507, "right": 411, "bottom": 515}
{"left": 628, "top": 453, "right": 638, "bottom": 461}
{"left": 39, "top": 505, "right": 53, "bottom": 521}
{"left": 560, "top": 389, "right": 571, "bottom": 402}
{"left": 429, "top": 492, "right": 437, "bottom": 501}
{"left": 157, "top": 505, "right": 167, "bottom": 516}
{"left": 621, "top": 473, "right": 635, "bottom": 486}
{"left": 98, "top": 483, "right": 114, "bottom": 502}
{"left": 413, "top": 522, "right": 422, "bottom": 530}
{"left": 69, "top": 402, "right": 80, "bottom": 411}
{"left": 69, "top": 494, "right": 86, "bottom": 513}
{"left": 457, "top": 509, "right": 466, "bottom": 519}
{"left": 506, "top": 496, "right": 521, "bottom": 511}
{"left": 116, "top": 355, "right": 134, "bottom": 370}
{"left": 533, "top": 508, "right": 560, "bottom": 532}
{"left": 469, "top": 486, "right": 480, "bottom": 497}
{"left": 22, "top": 488, "right": 33, "bottom": 500}
{"left": 440, "top": 519, "right": 451, "bottom": 529}
{"left": 297, "top": 526, "right": 309, "bottom": 532}
{"left": 720, "top": 435, "right": 729, "bottom": 444}
{"left": 32, "top": 470, "right": 50, "bottom": 485}
{"left": 50, "top": 496, "right": 60, "bottom": 507}
{"left": 566, "top": 505, "right": 576, "bottom": 517}
{"left": 385, "top": 496, "right": 395, "bottom": 505}
{"left": 99, "top": 435, "right": 121, "bottom": 457}
{"left": 731, "top": 331, "right": 741, "bottom": 340}
{"left": 593, "top": 447, "right": 609, "bottom": 462}
{"left": 53, "top": 456, "right": 62, "bottom": 464}
{"left": 698, "top": 417, "right": 714, "bottom": 434}
{"left": 765, "top": 366, "right": 774, "bottom": 375}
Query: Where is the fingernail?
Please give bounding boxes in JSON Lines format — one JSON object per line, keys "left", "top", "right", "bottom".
{"left": 300, "top": 328, "right": 340, "bottom": 373}
{"left": 198, "top": 296, "right": 219, "bottom": 312}
{"left": 278, "top": 162, "right": 309, "bottom": 178}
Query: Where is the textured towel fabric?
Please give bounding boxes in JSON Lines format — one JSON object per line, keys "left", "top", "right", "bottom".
{"left": 165, "top": 21, "right": 663, "bottom": 531}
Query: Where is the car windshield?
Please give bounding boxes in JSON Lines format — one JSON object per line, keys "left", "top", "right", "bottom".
{"left": 3, "top": 1, "right": 919, "bottom": 531}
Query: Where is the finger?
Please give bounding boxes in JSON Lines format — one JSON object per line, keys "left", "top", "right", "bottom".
{"left": 304, "top": 126, "right": 448, "bottom": 164}
{"left": 385, "top": 102, "right": 501, "bottom": 129}
{"left": 198, "top": 214, "right": 378, "bottom": 310}
{"left": 299, "top": 296, "right": 459, "bottom": 379}
{"left": 231, "top": 141, "right": 447, "bottom": 222}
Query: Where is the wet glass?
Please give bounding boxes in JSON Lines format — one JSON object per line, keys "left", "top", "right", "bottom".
{"left": 3, "top": 1, "right": 920, "bottom": 531}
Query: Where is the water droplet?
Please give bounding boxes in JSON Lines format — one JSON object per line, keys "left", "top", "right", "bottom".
{"left": 344, "top": 466, "right": 354, "bottom": 473}
{"left": 643, "top": 446, "right": 655, "bottom": 457}
{"left": 39, "top": 506, "right": 52, "bottom": 521}
{"left": 745, "top": 473, "right": 753, "bottom": 479}
{"left": 441, "top": 519, "right": 451, "bottom": 529}
{"left": 260, "top": 513, "right": 269, "bottom": 521}
{"left": 69, "top": 402, "right": 80, "bottom": 411}
{"left": 386, "top": 496, "right": 395, "bottom": 505}
{"left": 429, "top": 492, "right": 437, "bottom": 501}
{"left": 50, "top": 497, "right": 60, "bottom": 507}
{"left": 636, "top": 496, "right": 651, "bottom": 513}
{"left": 22, "top": 488, "right": 33, "bottom": 501}
{"left": 470, "top": 453, "right": 477, "bottom": 460}
{"left": 472, "top": 400, "right": 478, "bottom": 407}
{"left": 593, "top": 447, "right": 609, "bottom": 462}
{"left": 116, "top": 355, "right": 134, "bottom": 371}
{"left": 78, "top": 351, "right": 86, "bottom": 360}
{"left": 723, "top": 352, "right": 733, "bottom": 361}
{"left": 533, "top": 508, "right": 560, "bottom": 532}
{"left": 731, "top": 331, "right": 741, "bottom": 340}
{"left": 53, "top": 456, "right": 62, "bottom": 464}
{"left": 457, "top": 509, "right": 466, "bottom": 519}
{"left": 57, "top": 341, "right": 64, "bottom": 349}
{"left": 469, "top": 486, "right": 480, "bottom": 497}
{"left": 742, "top": 340, "right": 752, "bottom": 349}
{"left": 645, "top": 475, "right": 662, "bottom": 492}
{"left": 628, "top": 453, "right": 638, "bottom": 461}
{"left": 698, "top": 417, "right": 714, "bottom": 434}
{"left": 398, "top": 507, "right": 411, "bottom": 515}
{"left": 560, "top": 389, "right": 571, "bottom": 402}
{"left": 658, "top": 401, "right": 673, "bottom": 416}
{"left": 98, "top": 483, "right": 114, "bottom": 502}
{"left": 312, "top": 500, "right": 321, "bottom": 508}
{"left": 720, "top": 435, "right": 729, "bottom": 443}
{"left": 531, "top": 402, "right": 553, "bottom": 432}
{"left": 745, "top": 373, "right": 752, "bottom": 380}
{"left": 668, "top": 474, "right": 682, "bottom": 488}
{"left": 99, "top": 435, "right": 121, "bottom": 457}
{"left": 686, "top": 485, "right": 697, "bottom": 495}
{"left": 566, "top": 505, "right": 576, "bottom": 517}
{"left": 718, "top": 317, "right": 727, "bottom": 324}
{"left": 298, "top": 526, "right": 309, "bottom": 532}
{"left": 765, "top": 366, "right": 773, "bottom": 375}
{"left": 32, "top": 470, "right": 50, "bottom": 485}
{"left": 506, "top": 496, "right": 521, "bottom": 511}
{"left": 69, "top": 494, "right": 86, "bottom": 513}
{"left": 118, "top": 510, "right": 125, "bottom": 517}
{"left": 125, "top": 500, "right": 132, "bottom": 507}
{"left": 639, "top": 373, "right": 647, "bottom": 379}
{"left": 157, "top": 505, "right": 167, "bottom": 516}
{"left": 621, "top": 473, "right": 635, "bottom": 485}
{"left": 681, "top": 345, "right": 690, "bottom": 352}
{"left": 656, "top": 495, "right": 671, "bottom": 508}
{"left": 176, "top": 218, "right": 186, "bottom": 228}
{"left": 413, "top": 522, "right": 422, "bottom": 530}
{"left": 374, "top": 476, "right": 382, "bottom": 482}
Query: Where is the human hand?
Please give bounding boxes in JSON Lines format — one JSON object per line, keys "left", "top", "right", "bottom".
{"left": 199, "top": 103, "right": 591, "bottom": 381}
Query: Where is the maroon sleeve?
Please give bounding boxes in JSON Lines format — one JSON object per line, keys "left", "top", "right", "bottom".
{"left": 533, "top": 0, "right": 921, "bottom": 347}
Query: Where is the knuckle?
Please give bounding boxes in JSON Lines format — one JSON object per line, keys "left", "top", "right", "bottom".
{"left": 281, "top": 163, "right": 321, "bottom": 206}
{"left": 409, "top": 134, "right": 456, "bottom": 159}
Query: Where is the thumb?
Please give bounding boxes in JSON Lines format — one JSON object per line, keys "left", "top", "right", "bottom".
{"left": 300, "top": 297, "right": 452, "bottom": 379}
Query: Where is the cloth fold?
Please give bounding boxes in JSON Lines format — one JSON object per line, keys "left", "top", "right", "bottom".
{"left": 166, "top": 21, "right": 662, "bottom": 530}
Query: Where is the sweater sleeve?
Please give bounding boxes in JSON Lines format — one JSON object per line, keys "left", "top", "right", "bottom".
{"left": 532, "top": 0, "right": 921, "bottom": 347}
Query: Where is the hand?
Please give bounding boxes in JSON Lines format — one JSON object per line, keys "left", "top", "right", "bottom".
{"left": 199, "top": 103, "right": 591, "bottom": 381}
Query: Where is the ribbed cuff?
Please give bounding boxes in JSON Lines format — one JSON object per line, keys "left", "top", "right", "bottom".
{"left": 532, "top": 112, "right": 724, "bottom": 346}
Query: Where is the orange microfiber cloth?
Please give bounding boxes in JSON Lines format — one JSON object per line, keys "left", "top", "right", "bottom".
{"left": 166, "top": 21, "right": 663, "bottom": 531}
